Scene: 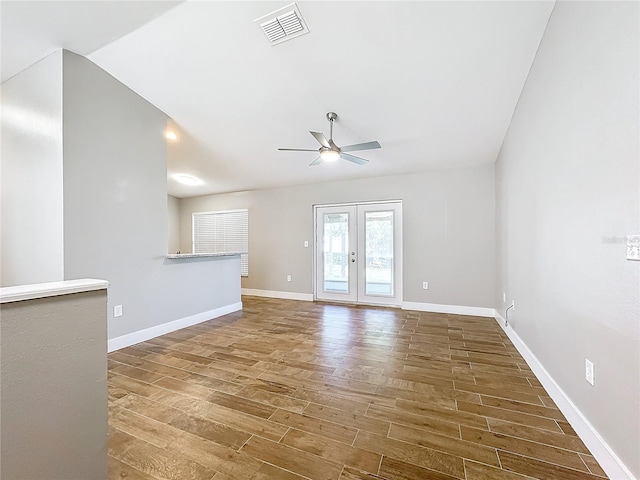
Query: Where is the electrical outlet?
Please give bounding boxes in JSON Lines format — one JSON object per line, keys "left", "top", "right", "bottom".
{"left": 422, "top": 281, "right": 429, "bottom": 290}
{"left": 114, "top": 305, "right": 123, "bottom": 317}
{"left": 627, "top": 235, "right": 640, "bottom": 261}
{"left": 503, "top": 292, "right": 506, "bottom": 302}
{"left": 585, "top": 359, "right": 595, "bottom": 386}
{"left": 287, "top": 275, "right": 292, "bottom": 282}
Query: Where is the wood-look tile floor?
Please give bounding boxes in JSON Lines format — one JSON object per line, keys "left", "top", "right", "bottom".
{"left": 108, "top": 296, "right": 608, "bottom": 480}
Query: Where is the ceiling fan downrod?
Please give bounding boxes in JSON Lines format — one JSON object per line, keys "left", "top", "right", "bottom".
{"left": 326, "top": 112, "right": 337, "bottom": 142}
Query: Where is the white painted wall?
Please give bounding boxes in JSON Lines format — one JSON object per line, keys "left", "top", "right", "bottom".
{"left": 0, "top": 51, "right": 64, "bottom": 286}
{"left": 61, "top": 51, "right": 240, "bottom": 340}
{"left": 495, "top": 2, "right": 639, "bottom": 477}
{"left": 180, "top": 165, "right": 496, "bottom": 309}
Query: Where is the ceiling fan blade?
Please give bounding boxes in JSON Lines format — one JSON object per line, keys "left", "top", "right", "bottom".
{"left": 310, "top": 131, "right": 330, "bottom": 148}
{"left": 339, "top": 141, "right": 381, "bottom": 153}
{"left": 278, "top": 148, "right": 319, "bottom": 152}
{"left": 340, "top": 153, "right": 369, "bottom": 165}
{"left": 309, "top": 157, "right": 323, "bottom": 166}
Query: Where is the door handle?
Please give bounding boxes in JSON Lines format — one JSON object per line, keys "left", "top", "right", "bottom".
{"left": 351, "top": 258, "right": 356, "bottom": 263}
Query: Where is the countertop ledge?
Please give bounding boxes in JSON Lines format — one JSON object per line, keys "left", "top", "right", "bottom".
{"left": 166, "top": 252, "right": 244, "bottom": 259}
{"left": 0, "top": 279, "right": 109, "bottom": 304}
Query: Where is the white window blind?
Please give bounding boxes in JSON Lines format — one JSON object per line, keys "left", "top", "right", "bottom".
{"left": 192, "top": 209, "right": 248, "bottom": 276}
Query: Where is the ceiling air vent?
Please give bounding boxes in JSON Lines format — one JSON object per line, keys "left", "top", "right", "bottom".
{"left": 255, "top": 3, "right": 309, "bottom": 46}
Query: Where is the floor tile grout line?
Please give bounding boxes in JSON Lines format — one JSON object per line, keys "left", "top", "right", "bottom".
{"left": 117, "top": 361, "right": 327, "bottom": 419}
{"left": 111, "top": 395, "right": 188, "bottom": 426}
{"left": 112, "top": 351, "right": 247, "bottom": 386}
{"left": 139, "top": 380, "right": 289, "bottom": 432}
{"left": 109, "top": 420, "right": 183, "bottom": 456}
{"left": 452, "top": 388, "right": 551, "bottom": 407}
{"left": 110, "top": 441, "right": 212, "bottom": 480}
{"left": 466, "top": 425, "right": 595, "bottom": 455}
{"left": 237, "top": 433, "right": 254, "bottom": 452}
{"left": 459, "top": 400, "right": 568, "bottom": 423}
{"left": 380, "top": 449, "right": 465, "bottom": 480}
{"left": 351, "top": 429, "right": 360, "bottom": 447}
{"left": 579, "top": 451, "right": 596, "bottom": 475}
{"left": 386, "top": 423, "right": 517, "bottom": 466}
{"left": 108, "top": 426, "right": 144, "bottom": 459}
{"left": 495, "top": 448, "right": 605, "bottom": 477}
{"left": 477, "top": 394, "right": 562, "bottom": 413}
{"left": 261, "top": 460, "right": 315, "bottom": 480}
{"left": 360, "top": 404, "right": 590, "bottom": 464}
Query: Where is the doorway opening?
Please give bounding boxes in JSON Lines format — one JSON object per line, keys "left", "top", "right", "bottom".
{"left": 314, "top": 201, "right": 402, "bottom": 307}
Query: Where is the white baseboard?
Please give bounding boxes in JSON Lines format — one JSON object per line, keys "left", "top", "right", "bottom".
{"left": 402, "top": 301, "right": 495, "bottom": 317}
{"left": 241, "top": 288, "right": 314, "bottom": 302}
{"left": 494, "top": 311, "right": 635, "bottom": 480}
{"left": 108, "top": 302, "right": 243, "bottom": 352}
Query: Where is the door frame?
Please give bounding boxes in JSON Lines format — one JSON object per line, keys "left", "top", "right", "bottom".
{"left": 313, "top": 200, "right": 403, "bottom": 307}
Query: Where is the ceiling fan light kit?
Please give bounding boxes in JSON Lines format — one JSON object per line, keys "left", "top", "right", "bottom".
{"left": 320, "top": 149, "right": 340, "bottom": 162}
{"left": 279, "top": 112, "right": 381, "bottom": 166}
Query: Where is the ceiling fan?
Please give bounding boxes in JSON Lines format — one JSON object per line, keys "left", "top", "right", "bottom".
{"left": 279, "top": 112, "right": 381, "bottom": 166}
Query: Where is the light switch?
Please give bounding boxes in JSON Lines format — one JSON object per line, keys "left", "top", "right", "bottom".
{"left": 627, "top": 235, "right": 640, "bottom": 261}
{"left": 304, "top": 241, "right": 309, "bottom": 248}
{"left": 114, "top": 305, "right": 123, "bottom": 317}
{"left": 585, "top": 358, "right": 595, "bottom": 386}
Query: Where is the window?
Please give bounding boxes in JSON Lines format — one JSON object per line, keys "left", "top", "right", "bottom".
{"left": 192, "top": 209, "right": 248, "bottom": 276}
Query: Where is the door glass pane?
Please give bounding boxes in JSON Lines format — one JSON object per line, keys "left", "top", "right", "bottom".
{"left": 365, "top": 211, "right": 393, "bottom": 295}
{"left": 323, "top": 213, "right": 349, "bottom": 292}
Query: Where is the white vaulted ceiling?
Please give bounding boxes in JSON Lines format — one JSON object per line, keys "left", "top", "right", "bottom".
{"left": 2, "top": 1, "right": 555, "bottom": 197}
{"left": 0, "top": 1, "right": 183, "bottom": 83}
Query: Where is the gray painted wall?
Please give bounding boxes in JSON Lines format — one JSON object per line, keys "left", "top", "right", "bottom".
{"left": 180, "top": 165, "right": 496, "bottom": 308}
{"left": 495, "top": 2, "right": 639, "bottom": 476}
{"left": 0, "top": 51, "right": 64, "bottom": 286}
{"left": 168, "top": 194, "right": 181, "bottom": 253}
{"left": 1, "top": 289, "right": 108, "bottom": 480}
{"left": 62, "top": 51, "right": 240, "bottom": 339}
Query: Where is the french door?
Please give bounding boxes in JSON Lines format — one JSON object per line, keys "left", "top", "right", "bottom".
{"left": 314, "top": 202, "right": 402, "bottom": 306}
